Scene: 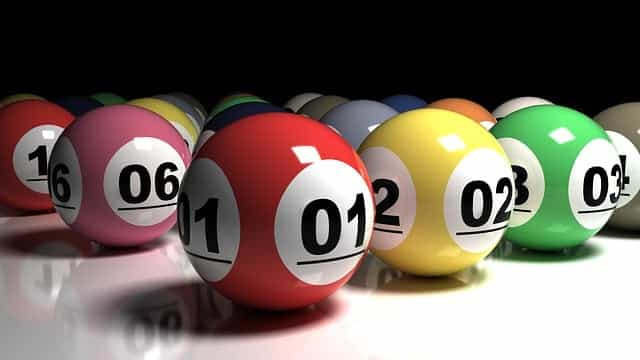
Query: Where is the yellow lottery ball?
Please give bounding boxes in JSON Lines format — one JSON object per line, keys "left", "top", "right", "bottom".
{"left": 129, "top": 98, "right": 199, "bottom": 153}
{"left": 358, "top": 109, "right": 514, "bottom": 276}
{"left": 0, "top": 93, "right": 44, "bottom": 108}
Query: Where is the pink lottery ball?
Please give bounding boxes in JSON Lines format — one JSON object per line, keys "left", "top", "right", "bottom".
{"left": 48, "top": 105, "right": 191, "bottom": 247}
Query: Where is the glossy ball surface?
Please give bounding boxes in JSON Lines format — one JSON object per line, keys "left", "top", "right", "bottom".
{"left": 0, "top": 100, "right": 74, "bottom": 210}
{"left": 359, "top": 109, "right": 513, "bottom": 275}
{"left": 48, "top": 105, "right": 191, "bottom": 247}
{"left": 428, "top": 98, "right": 496, "bottom": 130}
{"left": 594, "top": 103, "right": 640, "bottom": 230}
{"left": 178, "top": 112, "right": 374, "bottom": 309}
{"left": 381, "top": 94, "right": 427, "bottom": 113}
{"left": 491, "top": 105, "right": 620, "bottom": 250}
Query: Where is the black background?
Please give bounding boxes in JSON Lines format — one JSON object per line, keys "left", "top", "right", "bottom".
{"left": 3, "top": 49, "right": 639, "bottom": 117}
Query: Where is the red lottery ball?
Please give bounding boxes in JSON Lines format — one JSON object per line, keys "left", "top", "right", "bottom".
{"left": 0, "top": 100, "right": 74, "bottom": 210}
{"left": 178, "top": 113, "right": 375, "bottom": 310}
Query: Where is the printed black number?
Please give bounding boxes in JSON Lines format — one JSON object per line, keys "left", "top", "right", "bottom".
{"left": 155, "top": 162, "right": 179, "bottom": 200}
{"left": 178, "top": 194, "right": 220, "bottom": 253}
{"left": 619, "top": 155, "right": 630, "bottom": 191}
{"left": 119, "top": 162, "right": 179, "bottom": 204}
{"left": 195, "top": 198, "right": 220, "bottom": 253}
{"left": 347, "top": 193, "right": 366, "bottom": 247}
{"left": 51, "top": 164, "right": 71, "bottom": 202}
{"left": 493, "top": 177, "right": 513, "bottom": 224}
{"left": 610, "top": 164, "right": 623, "bottom": 203}
{"left": 583, "top": 166, "right": 610, "bottom": 207}
{"left": 28, "top": 145, "right": 48, "bottom": 176}
{"left": 301, "top": 199, "right": 341, "bottom": 255}
{"left": 372, "top": 179, "right": 400, "bottom": 226}
{"left": 301, "top": 193, "right": 367, "bottom": 256}
{"left": 461, "top": 181, "right": 493, "bottom": 227}
{"left": 178, "top": 193, "right": 190, "bottom": 246}
{"left": 461, "top": 177, "right": 513, "bottom": 228}
{"left": 512, "top": 165, "right": 529, "bottom": 205}
{"left": 119, "top": 164, "right": 151, "bottom": 204}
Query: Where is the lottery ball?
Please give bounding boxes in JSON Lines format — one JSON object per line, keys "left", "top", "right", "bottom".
{"left": 493, "top": 96, "right": 553, "bottom": 120}
{"left": 178, "top": 112, "right": 375, "bottom": 310}
{"left": 491, "top": 105, "right": 620, "bottom": 250}
{"left": 298, "top": 95, "right": 349, "bottom": 120}
{"left": 170, "top": 92, "right": 208, "bottom": 124}
{"left": 320, "top": 100, "right": 398, "bottom": 148}
{"left": 55, "top": 241, "right": 195, "bottom": 360}
{"left": 154, "top": 94, "right": 204, "bottom": 133}
{"left": 195, "top": 102, "right": 287, "bottom": 153}
{"left": 0, "top": 93, "right": 45, "bottom": 108}
{"left": 381, "top": 94, "right": 427, "bottom": 113}
{"left": 129, "top": 98, "right": 199, "bottom": 153}
{"left": 209, "top": 94, "right": 266, "bottom": 120}
{"left": 47, "top": 105, "right": 191, "bottom": 247}
{"left": 0, "top": 213, "right": 92, "bottom": 324}
{"left": 284, "top": 93, "right": 323, "bottom": 112}
{"left": 359, "top": 109, "right": 513, "bottom": 276}
{"left": 54, "top": 96, "right": 103, "bottom": 117}
{"left": 594, "top": 103, "right": 640, "bottom": 230}
{"left": 428, "top": 98, "right": 496, "bottom": 130}
{"left": 90, "top": 92, "right": 126, "bottom": 106}
{"left": 0, "top": 100, "right": 74, "bottom": 210}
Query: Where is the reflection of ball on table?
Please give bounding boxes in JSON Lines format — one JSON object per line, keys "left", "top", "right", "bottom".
{"left": 179, "top": 112, "right": 374, "bottom": 309}
{"left": 359, "top": 108, "right": 513, "bottom": 276}
{"left": 594, "top": 103, "right": 640, "bottom": 230}
{"left": 491, "top": 105, "right": 620, "bottom": 250}
{"left": 55, "top": 242, "right": 195, "bottom": 360}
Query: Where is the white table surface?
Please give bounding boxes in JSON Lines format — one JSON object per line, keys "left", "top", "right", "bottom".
{"left": 1, "top": 207, "right": 638, "bottom": 360}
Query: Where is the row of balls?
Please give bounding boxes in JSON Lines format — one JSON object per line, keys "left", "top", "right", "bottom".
{"left": 1, "top": 91, "right": 638, "bottom": 310}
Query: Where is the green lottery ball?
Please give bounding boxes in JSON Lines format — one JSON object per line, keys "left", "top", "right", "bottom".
{"left": 90, "top": 92, "right": 126, "bottom": 105}
{"left": 490, "top": 105, "right": 621, "bottom": 250}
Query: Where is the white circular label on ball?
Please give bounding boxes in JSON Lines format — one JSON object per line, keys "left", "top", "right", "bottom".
{"left": 194, "top": 130, "right": 215, "bottom": 154}
{"left": 20, "top": 251, "right": 78, "bottom": 310}
{"left": 48, "top": 137, "right": 82, "bottom": 224}
{"left": 569, "top": 138, "right": 621, "bottom": 230}
{"left": 498, "top": 138, "right": 545, "bottom": 227}
{"left": 169, "top": 122, "right": 195, "bottom": 153}
{"left": 12, "top": 124, "right": 64, "bottom": 193}
{"left": 359, "top": 146, "right": 416, "bottom": 251}
{"left": 178, "top": 158, "right": 240, "bottom": 283}
{"left": 606, "top": 131, "right": 640, "bottom": 208}
{"left": 104, "top": 137, "right": 186, "bottom": 226}
{"left": 275, "top": 159, "right": 374, "bottom": 286}
{"left": 444, "top": 148, "right": 514, "bottom": 253}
